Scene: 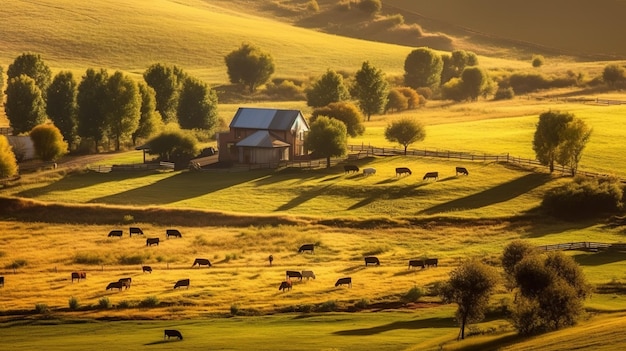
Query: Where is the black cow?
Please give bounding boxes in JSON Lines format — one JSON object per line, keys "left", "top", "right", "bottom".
{"left": 364, "top": 256, "right": 380, "bottom": 266}
{"left": 423, "top": 172, "right": 439, "bottom": 180}
{"left": 456, "top": 167, "right": 469, "bottom": 176}
{"left": 408, "top": 259, "right": 425, "bottom": 269}
{"left": 268, "top": 255, "right": 274, "bottom": 266}
{"left": 71, "top": 271, "right": 86, "bottom": 282}
{"left": 174, "top": 279, "right": 190, "bottom": 289}
{"left": 142, "top": 265, "right": 152, "bottom": 273}
{"left": 118, "top": 277, "right": 132, "bottom": 290}
{"left": 129, "top": 227, "right": 144, "bottom": 236}
{"left": 146, "top": 237, "right": 160, "bottom": 246}
{"left": 164, "top": 329, "right": 183, "bottom": 340}
{"left": 166, "top": 229, "right": 182, "bottom": 238}
{"left": 278, "top": 280, "right": 292, "bottom": 292}
{"left": 298, "top": 244, "right": 315, "bottom": 254}
{"left": 396, "top": 167, "right": 412, "bottom": 176}
{"left": 106, "top": 281, "right": 124, "bottom": 291}
{"left": 335, "top": 277, "right": 352, "bottom": 288}
{"left": 344, "top": 164, "right": 359, "bottom": 173}
{"left": 0, "top": 276, "right": 3, "bottom": 287}
{"left": 425, "top": 258, "right": 439, "bottom": 268}
{"left": 192, "top": 258, "right": 211, "bottom": 268}
{"left": 286, "top": 270, "right": 303, "bottom": 281}
{"left": 108, "top": 230, "right": 123, "bottom": 238}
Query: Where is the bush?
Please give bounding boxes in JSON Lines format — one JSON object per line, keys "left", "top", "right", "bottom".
{"left": 138, "top": 296, "right": 159, "bottom": 308}
{"left": 354, "top": 298, "right": 369, "bottom": 309}
{"left": 403, "top": 286, "right": 423, "bottom": 302}
{"left": 264, "top": 80, "right": 305, "bottom": 100}
{"left": 98, "top": 297, "right": 111, "bottom": 309}
{"left": 532, "top": 55, "right": 545, "bottom": 68}
{"left": 317, "top": 300, "right": 338, "bottom": 312}
{"left": 230, "top": 304, "right": 240, "bottom": 316}
{"left": 542, "top": 176, "right": 623, "bottom": 219}
{"left": 68, "top": 296, "right": 80, "bottom": 310}
{"left": 5, "top": 259, "right": 27, "bottom": 270}
{"left": 30, "top": 124, "right": 68, "bottom": 161}
{"left": 357, "top": 0, "right": 382, "bottom": 15}
{"left": 35, "top": 303, "right": 49, "bottom": 314}
{"left": 494, "top": 87, "right": 515, "bottom": 100}
{"left": 73, "top": 252, "right": 104, "bottom": 265}
{"left": 118, "top": 254, "right": 147, "bottom": 265}
{"left": 117, "top": 300, "right": 132, "bottom": 309}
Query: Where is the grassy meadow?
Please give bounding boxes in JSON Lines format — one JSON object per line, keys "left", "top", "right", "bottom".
{"left": 3, "top": 1, "right": 626, "bottom": 350}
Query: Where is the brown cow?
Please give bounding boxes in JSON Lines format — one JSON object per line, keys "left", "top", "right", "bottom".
{"left": 278, "top": 280, "right": 292, "bottom": 292}
{"left": 142, "top": 265, "right": 152, "bottom": 273}
{"left": 129, "top": 227, "right": 144, "bottom": 236}
{"left": 0, "top": 276, "right": 3, "bottom": 287}
{"left": 396, "top": 167, "right": 412, "bottom": 176}
{"left": 146, "top": 237, "right": 160, "bottom": 246}
{"left": 344, "top": 165, "right": 359, "bottom": 173}
{"left": 108, "top": 230, "right": 123, "bottom": 238}
{"left": 166, "top": 229, "right": 182, "bottom": 238}
{"left": 456, "top": 167, "right": 469, "bottom": 176}
{"left": 286, "top": 270, "right": 302, "bottom": 281}
{"left": 192, "top": 258, "right": 211, "bottom": 268}
{"left": 335, "top": 277, "right": 352, "bottom": 288}
{"left": 425, "top": 258, "right": 439, "bottom": 268}
{"left": 71, "top": 271, "right": 86, "bottom": 282}
{"left": 423, "top": 172, "right": 439, "bottom": 181}
{"left": 174, "top": 279, "right": 190, "bottom": 289}
{"left": 118, "top": 277, "right": 132, "bottom": 290}
{"left": 106, "top": 281, "right": 124, "bottom": 291}
{"left": 298, "top": 244, "right": 314, "bottom": 254}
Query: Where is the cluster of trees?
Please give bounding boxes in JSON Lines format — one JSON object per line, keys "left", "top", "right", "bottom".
{"left": 441, "top": 240, "right": 591, "bottom": 340}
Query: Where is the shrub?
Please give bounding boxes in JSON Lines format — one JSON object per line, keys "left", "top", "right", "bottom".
{"left": 117, "top": 300, "right": 132, "bottom": 309}
{"left": 354, "top": 298, "right": 369, "bottom": 309}
{"left": 123, "top": 214, "right": 134, "bottom": 223}
{"left": 118, "top": 254, "right": 146, "bottom": 265}
{"left": 35, "top": 303, "right": 49, "bottom": 314}
{"left": 264, "top": 80, "right": 305, "bottom": 100}
{"left": 317, "top": 300, "right": 338, "bottom": 312}
{"left": 230, "top": 304, "right": 240, "bottom": 316}
{"left": 73, "top": 252, "right": 104, "bottom": 265}
{"left": 532, "top": 55, "right": 545, "bottom": 68}
{"left": 357, "top": 0, "right": 382, "bottom": 15}
{"left": 98, "top": 297, "right": 111, "bottom": 309}
{"left": 138, "top": 296, "right": 159, "bottom": 308}
{"left": 5, "top": 259, "right": 27, "bottom": 270}
{"left": 306, "top": 0, "right": 319, "bottom": 12}
{"left": 30, "top": 124, "right": 68, "bottom": 161}
{"left": 68, "top": 296, "right": 79, "bottom": 310}
{"left": 494, "top": 87, "right": 515, "bottom": 100}
{"left": 403, "top": 286, "right": 423, "bottom": 302}
{"left": 542, "top": 176, "right": 623, "bottom": 219}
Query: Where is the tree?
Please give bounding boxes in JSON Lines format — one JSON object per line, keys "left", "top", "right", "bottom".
{"left": 7, "top": 53, "right": 52, "bottom": 97}
{"left": 502, "top": 240, "right": 538, "bottom": 279}
{"left": 440, "top": 259, "right": 499, "bottom": 340}
{"left": 133, "top": 82, "right": 162, "bottom": 146}
{"left": 441, "top": 50, "right": 478, "bottom": 85}
{"left": 77, "top": 68, "right": 109, "bottom": 152}
{"left": 557, "top": 119, "right": 592, "bottom": 176}
{"left": 0, "top": 65, "right": 4, "bottom": 100}
{"left": 384, "top": 118, "right": 426, "bottom": 155}
{"left": 146, "top": 130, "right": 199, "bottom": 167}
{"left": 46, "top": 71, "right": 78, "bottom": 149}
{"left": 603, "top": 64, "right": 625, "bottom": 88}
{"left": 29, "top": 124, "right": 68, "bottom": 161}
{"left": 176, "top": 76, "right": 219, "bottom": 130}
{"left": 385, "top": 89, "right": 408, "bottom": 113}
{"left": 304, "top": 116, "right": 347, "bottom": 168}
{"left": 532, "top": 55, "right": 545, "bottom": 68}
{"left": 352, "top": 61, "right": 388, "bottom": 121}
{"left": 105, "top": 71, "right": 141, "bottom": 151}
{"left": 311, "top": 102, "right": 365, "bottom": 138}
{"left": 403, "top": 47, "right": 443, "bottom": 91}
{"left": 532, "top": 111, "right": 573, "bottom": 172}
{"left": 5, "top": 75, "right": 47, "bottom": 135}
{"left": 143, "top": 63, "right": 185, "bottom": 123}
{"left": 306, "top": 69, "right": 350, "bottom": 108}
{"left": 396, "top": 87, "right": 422, "bottom": 109}
{"left": 460, "top": 66, "right": 492, "bottom": 101}
{"left": 0, "top": 135, "right": 19, "bottom": 178}
{"left": 356, "top": 0, "right": 382, "bottom": 15}
{"left": 224, "top": 43, "right": 275, "bottom": 93}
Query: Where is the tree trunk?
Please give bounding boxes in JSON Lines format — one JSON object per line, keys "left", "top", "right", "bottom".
{"left": 459, "top": 313, "right": 468, "bottom": 340}
{"left": 404, "top": 145, "right": 408, "bottom": 155}
{"left": 549, "top": 160, "right": 554, "bottom": 172}
{"left": 326, "top": 156, "right": 331, "bottom": 168}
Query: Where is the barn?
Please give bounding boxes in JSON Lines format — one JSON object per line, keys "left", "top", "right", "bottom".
{"left": 217, "top": 108, "right": 309, "bottom": 165}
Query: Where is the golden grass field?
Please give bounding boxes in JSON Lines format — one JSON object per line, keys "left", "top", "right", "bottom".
{"left": 3, "top": 1, "right": 626, "bottom": 350}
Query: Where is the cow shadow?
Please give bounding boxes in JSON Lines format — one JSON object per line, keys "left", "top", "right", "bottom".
{"left": 434, "top": 176, "right": 457, "bottom": 183}
{"left": 375, "top": 178, "right": 401, "bottom": 185}
{"left": 393, "top": 269, "right": 422, "bottom": 277}
{"left": 332, "top": 317, "right": 456, "bottom": 335}
{"left": 144, "top": 340, "right": 181, "bottom": 345}
{"left": 419, "top": 173, "right": 552, "bottom": 215}
{"left": 339, "top": 265, "right": 365, "bottom": 274}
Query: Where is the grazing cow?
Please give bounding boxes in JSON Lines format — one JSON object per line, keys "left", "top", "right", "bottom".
{"left": 0, "top": 276, "right": 3, "bottom": 287}
{"left": 335, "top": 277, "right": 352, "bottom": 288}
{"left": 268, "top": 255, "right": 274, "bottom": 266}
{"left": 278, "top": 280, "right": 292, "bottom": 292}
{"left": 142, "top": 265, "right": 152, "bottom": 273}
{"left": 106, "top": 281, "right": 124, "bottom": 291}
{"left": 456, "top": 167, "right": 469, "bottom": 176}
{"left": 108, "top": 230, "right": 123, "bottom": 238}
{"left": 192, "top": 258, "right": 211, "bottom": 268}
{"left": 129, "top": 227, "right": 144, "bottom": 236}
{"left": 71, "top": 272, "right": 86, "bottom": 282}
{"left": 146, "top": 237, "right": 160, "bottom": 246}
{"left": 396, "top": 167, "right": 412, "bottom": 176}
{"left": 166, "top": 229, "right": 182, "bottom": 238}
{"left": 344, "top": 164, "right": 359, "bottom": 173}
{"left": 174, "top": 279, "right": 190, "bottom": 289}
{"left": 298, "top": 244, "right": 314, "bottom": 254}
{"left": 286, "top": 270, "right": 303, "bottom": 281}
{"left": 363, "top": 167, "right": 376, "bottom": 176}
{"left": 423, "top": 172, "right": 439, "bottom": 181}
{"left": 408, "top": 259, "right": 425, "bottom": 269}
{"left": 118, "top": 277, "right": 132, "bottom": 290}
{"left": 425, "top": 258, "right": 439, "bottom": 268}
{"left": 164, "top": 329, "right": 183, "bottom": 340}
{"left": 364, "top": 256, "right": 380, "bottom": 266}
{"left": 301, "top": 270, "right": 316, "bottom": 280}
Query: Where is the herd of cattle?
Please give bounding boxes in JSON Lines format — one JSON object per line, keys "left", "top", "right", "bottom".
{"left": 344, "top": 165, "right": 469, "bottom": 180}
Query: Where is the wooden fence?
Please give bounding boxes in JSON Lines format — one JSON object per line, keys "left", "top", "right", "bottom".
{"left": 536, "top": 242, "right": 626, "bottom": 252}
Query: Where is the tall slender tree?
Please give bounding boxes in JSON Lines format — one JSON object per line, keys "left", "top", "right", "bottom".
{"left": 352, "top": 61, "right": 388, "bottom": 121}
{"left": 46, "top": 71, "right": 78, "bottom": 149}
{"left": 176, "top": 76, "right": 219, "bottom": 130}
{"left": 105, "top": 71, "right": 141, "bottom": 151}
{"left": 133, "top": 82, "right": 162, "bottom": 146}
{"left": 143, "top": 63, "right": 185, "bottom": 123}
{"left": 7, "top": 53, "right": 52, "bottom": 98}
{"left": 5, "top": 75, "right": 47, "bottom": 135}
{"left": 77, "top": 68, "right": 109, "bottom": 152}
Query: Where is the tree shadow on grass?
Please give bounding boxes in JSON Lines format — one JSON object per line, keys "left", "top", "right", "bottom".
{"left": 419, "top": 173, "right": 552, "bottom": 215}
{"left": 89, "top": 171, "right": 264, "bottom": 206}
{"left": 572, "top": 250, "right": 626, "bottom": 266}
{"left": 333, "top": 317, "right": 456, "bottom": 335}
{"left": 346, "top": 184, "right": 429, "bottom": 211}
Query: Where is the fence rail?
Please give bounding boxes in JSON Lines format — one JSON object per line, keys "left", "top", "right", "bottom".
{"left": 536, "top": 242, "right": 626, "bottom": 252}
